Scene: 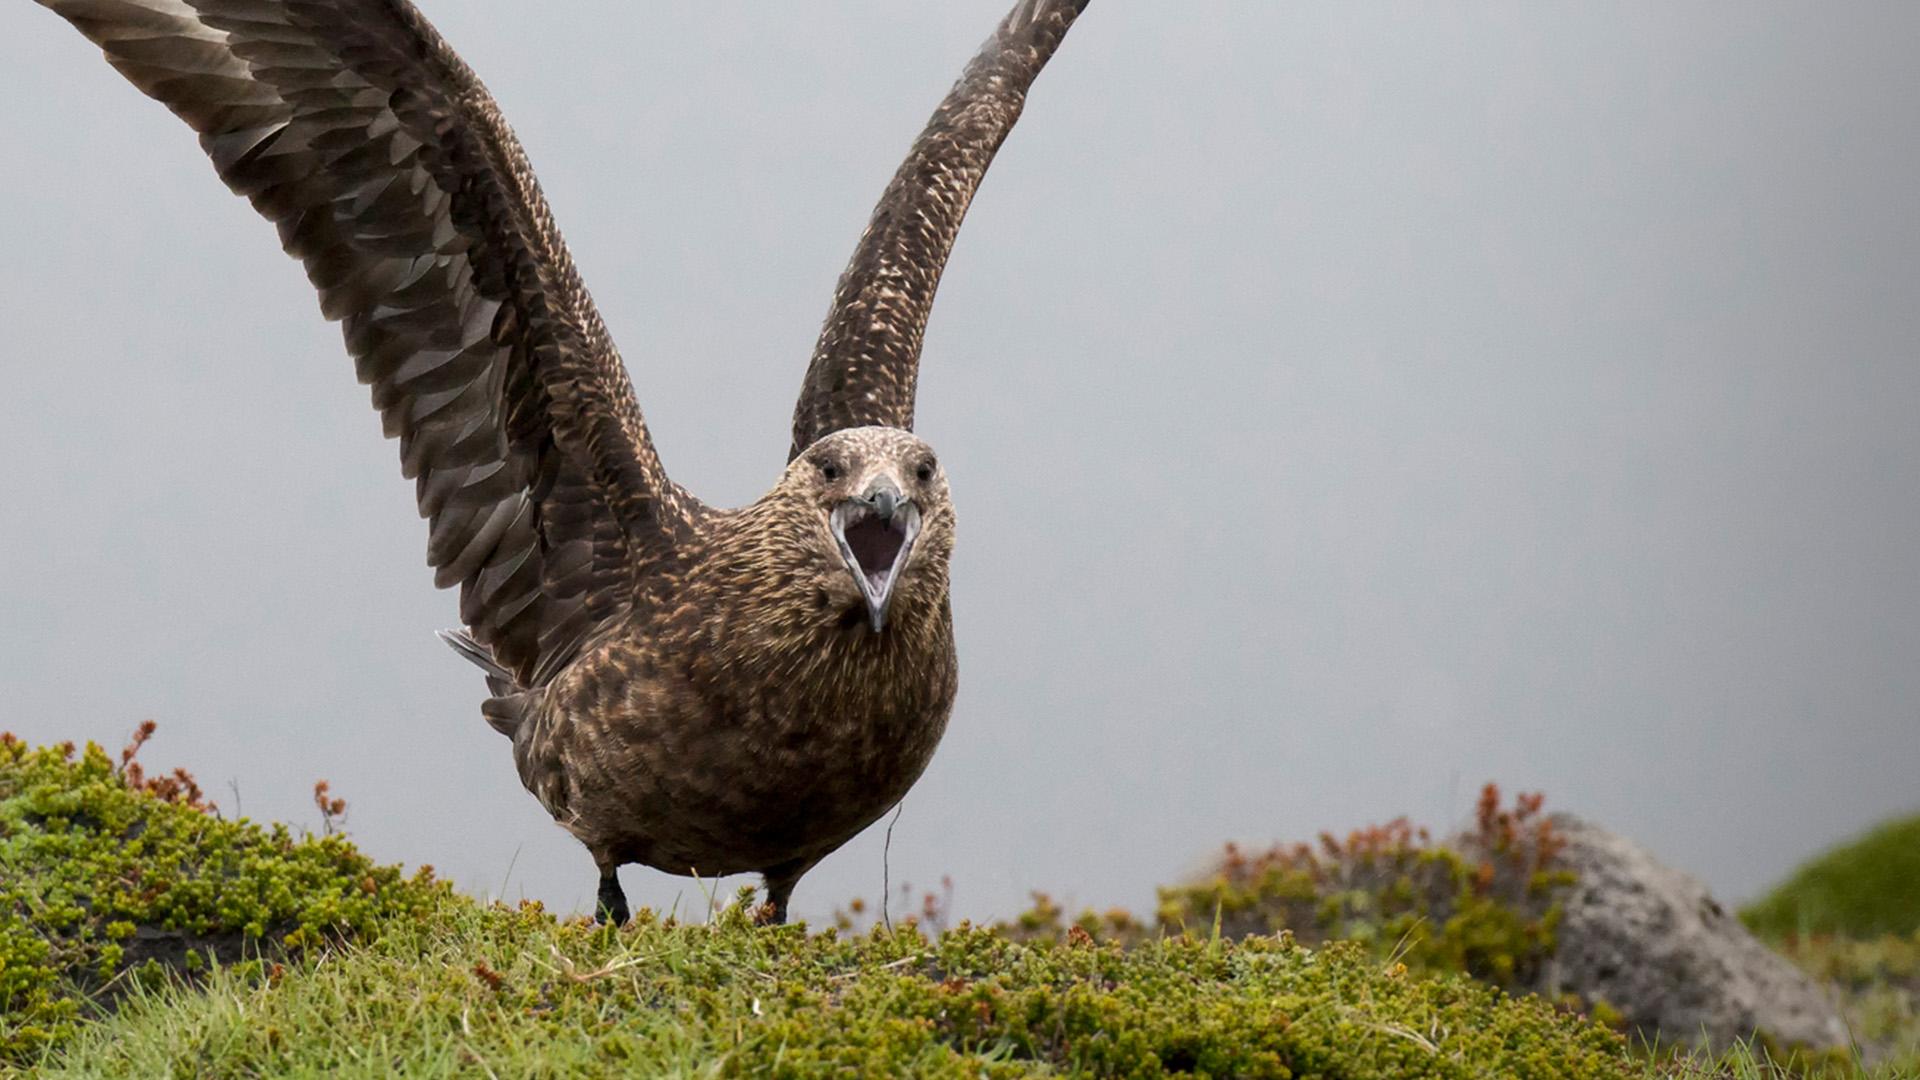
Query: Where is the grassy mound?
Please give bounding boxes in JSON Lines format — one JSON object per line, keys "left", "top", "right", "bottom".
{"left": 43, "top": 901, "right": 1638, "bottom": 1078}
{"left": 3, "top": 733, "right": 1640, "bottom": 1077}
{"left": 0, "top": 729, "right": 448, "bottom": 1061}
{"left": 1742, "top": 815, "right": 1920, "bottom": 941}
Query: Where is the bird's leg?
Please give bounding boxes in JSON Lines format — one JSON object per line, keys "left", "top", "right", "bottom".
{"left": 761, "top": 879, "right": 793, "bottom": 926}
{"left": 595, "top": 865, "right": 630, "bottom": 927}
{"left": 758, "top": 859, "right": 813, "bottom": 926}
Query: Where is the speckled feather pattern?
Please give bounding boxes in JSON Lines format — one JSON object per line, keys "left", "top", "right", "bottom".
{"left": 33, "top": 0, "right": 1085, "bottom": 912}
{"left": 521, "top": 429, "right": 961, "bottom": 884}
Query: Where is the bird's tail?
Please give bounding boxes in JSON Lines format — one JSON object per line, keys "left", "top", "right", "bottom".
{"left": 437, "top": 628, "right": 533, "bottom": 738}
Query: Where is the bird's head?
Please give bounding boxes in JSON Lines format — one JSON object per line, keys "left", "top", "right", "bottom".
{"left": 780, "top": 426, "right": 954, "bottom": 633}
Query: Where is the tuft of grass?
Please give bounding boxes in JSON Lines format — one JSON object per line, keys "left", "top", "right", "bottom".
{"left": 1645, "top": 1038, "right": 1920, "bottom": 1080}
{"left": 1742, "top": 815, "right": 1920, "bottom": 941}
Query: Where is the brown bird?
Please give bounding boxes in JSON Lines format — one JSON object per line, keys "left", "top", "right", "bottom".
{"left": 32, "top": 0, "right": 1091, "bottom": 923}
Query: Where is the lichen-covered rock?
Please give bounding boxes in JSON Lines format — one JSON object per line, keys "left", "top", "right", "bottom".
{"left": 1532, "top": 814, "right": 1850, "bottom": 1052}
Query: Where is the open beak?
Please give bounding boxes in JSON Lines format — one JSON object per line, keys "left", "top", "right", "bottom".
{"left": 830, "top": 481, "right": 921, "bottom": 632}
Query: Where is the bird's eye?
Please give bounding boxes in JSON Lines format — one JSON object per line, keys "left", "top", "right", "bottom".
{"left": 819, "top": 460, "right": 842, "bottom": 482}
{"left": 915, "top": 459, "right": 936, "bottom": 483}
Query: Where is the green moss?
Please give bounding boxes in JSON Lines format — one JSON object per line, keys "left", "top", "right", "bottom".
{"left": 40, "top": 897, "right": 1636, "bottom": 1078}
{"left": 0, "top": 733, "right": 450, "bottom": 1062}
{"left": 1742, "top": 815, "right": 1920, "bottom": 941}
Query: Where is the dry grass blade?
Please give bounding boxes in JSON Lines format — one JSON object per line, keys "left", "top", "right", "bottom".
{"left": 541, "top": 943, "right": 646, "bottom": 984}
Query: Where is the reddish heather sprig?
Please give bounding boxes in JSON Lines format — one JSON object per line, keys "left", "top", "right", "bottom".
{"left": 113, "top": 721, "right": 214, "bottom": 812}
{"left": 313, "top": 780, "right": 349, "bottom": 835}
{"left": 1209, "top": 784, "right": 1562, "bottom": 895}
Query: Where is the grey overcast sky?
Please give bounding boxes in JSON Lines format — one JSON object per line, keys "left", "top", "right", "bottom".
{"left": 2, "top": 2, "right": 1916, "bottom": 924}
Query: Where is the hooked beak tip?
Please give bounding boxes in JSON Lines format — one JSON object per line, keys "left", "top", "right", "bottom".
{"left": 864, "top": 486, "right": 901, "bottom": 523}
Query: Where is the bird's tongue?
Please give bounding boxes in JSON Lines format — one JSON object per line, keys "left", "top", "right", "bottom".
{"left": 845, "top": 515, "right": 906, "bottom": 589}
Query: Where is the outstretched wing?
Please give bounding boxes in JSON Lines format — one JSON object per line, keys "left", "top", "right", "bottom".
{"left": 36, "top": 0, "right": 691, "bottom": 688}
{"left": 789, "top": 0, "right": 1091, "bottom": 457}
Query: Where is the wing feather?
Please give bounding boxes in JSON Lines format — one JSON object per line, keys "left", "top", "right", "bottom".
{"left": 789, "top": 0, "right": 1091, "bottom": 456}
{"left": 36, "top": 0, "right": 689, "bottom": 686}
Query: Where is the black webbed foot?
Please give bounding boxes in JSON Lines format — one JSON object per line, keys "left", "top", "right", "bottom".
{"left": 596, "top": 868, "right": 630, "bottom": 926}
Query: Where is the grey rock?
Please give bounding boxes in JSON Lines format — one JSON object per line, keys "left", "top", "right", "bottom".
{"left": 1528, "top": 814, "right": 1850, "bottom": 1051}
